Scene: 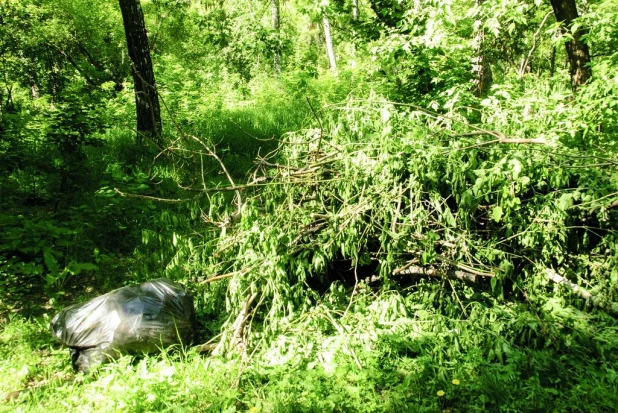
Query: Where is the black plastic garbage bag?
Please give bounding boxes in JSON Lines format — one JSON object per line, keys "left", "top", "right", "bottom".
{"left": 50, "top": 278, "right": 196, "bottom": 372}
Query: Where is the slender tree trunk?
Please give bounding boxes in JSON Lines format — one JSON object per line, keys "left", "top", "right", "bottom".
{"left": 118, "top": 0, "right": 162, "bottom": 145}
{"left": 549, "top": 0, "right": 591, "bottom": 91}
{"left": 22, "top": 55, "right": 40, "bottom": 99}
{"left": 352, "top": 0, "right": 359, "bottom": 21}
{"left": 322, "top": 15, "right": 337, "bottom": 76}
{"left": 271, "top": 0, "right": 281, "bottom": 73}
{"left": 550, "top": 28, "right": 559, "bottom": 77}
{"left": 471, "top": 0, "right": 492, "bottom": 97}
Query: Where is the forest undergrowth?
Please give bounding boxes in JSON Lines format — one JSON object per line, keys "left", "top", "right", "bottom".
{"left": 2, "top": 0, "right": 618, "bottom": 411}
{"left": 3, "top": 80, "right": 618, "bottom": 411}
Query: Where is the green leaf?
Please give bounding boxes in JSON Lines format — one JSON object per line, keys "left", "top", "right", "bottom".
{"left": 492, "top": 206, "right": 503, "bottom": 222}
{"left": 557, "top": 193, "right": 574, "bottom": 211}
{"left": 43, "top": 249, "right": 59, "bottom": 274}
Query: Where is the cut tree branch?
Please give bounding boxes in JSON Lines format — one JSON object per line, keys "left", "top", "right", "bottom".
{"left": 393, "top": 263, "right": 491, "bottom": 284}
{"left": 546, "top": 269, "right": 618, "bottom": 316}
{"left": 114, "top": 188, "right": 203, "bottom": 203}
{"left": 196, "top": 267, "right": 254, "bottom": 283}
{"left": 213, "top": 292, "right": 259, "bottom": 356}
{"left": 453, "top": 130, "right": 547, "bottom": 146}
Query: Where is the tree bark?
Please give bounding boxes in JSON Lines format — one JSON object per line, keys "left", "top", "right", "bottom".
{"left": 549, "top": 0, "right": 591, "bottom": 91}
{"left": 118, "top": 0, "right": 162, "bottom": 145}
{"left": 271, "top": 0, "right": 281, "bottom": 73}
{"left": 322, "top": 15, "right": 337, "bottom": 76}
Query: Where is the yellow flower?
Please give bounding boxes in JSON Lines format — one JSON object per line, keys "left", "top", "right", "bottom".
{"left": 452, "top": 379, "right": 460, "bottom": 385}
{"left": 437, "top": 390, "right": 445, "bottom": 397}
{"left": 249, "top": 408, "right": 258, "bottom": 413}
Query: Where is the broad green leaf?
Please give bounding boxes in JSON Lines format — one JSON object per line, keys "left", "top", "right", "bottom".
{"left": 557, "top": 193, "right": 574, "bottom": 211}
{"left": 492, "top": 206, "right": 503, "bottom": 223}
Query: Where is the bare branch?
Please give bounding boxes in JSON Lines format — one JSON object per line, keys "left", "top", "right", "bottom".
{"left": 519, "top": 11, "right": 553, "bottom": 76}
{"left": 186, "top": 134, "right": 243, "bottom": 216}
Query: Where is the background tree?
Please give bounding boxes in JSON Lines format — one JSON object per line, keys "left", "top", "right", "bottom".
{"left": 549, "top": 0, "right": 592, "bottom": 91}
{"left": 119, "top": 0, "right": 162, "bottom": 144}
{"left": 271, "top": 0, "right": 282, "bottom": 73}
{"left": 322, "top": 13, "right": 337, "bottom": 75}
{"left": 471, "top": 0, "right": 493, "bottom": 96}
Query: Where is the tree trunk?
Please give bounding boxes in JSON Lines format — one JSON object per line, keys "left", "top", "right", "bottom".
{"left": 549, "top": 0, "right": 591, "bottom": 91}
{"left": 471, "top": 0, "right": 492, "bottom": 97}
{"left": 352, "top": 0, "right": 359, "bottom": 21}
{"left": 118, "top": 0, "right": 162, "bottom": 145}
{"left": 322, "top": 15, "right": 337, "bottom": 76}
{"left": 271, "top": 0, "right": 281, "bottom": 73}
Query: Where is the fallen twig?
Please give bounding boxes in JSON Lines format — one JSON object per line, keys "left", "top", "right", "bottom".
{"left": 186, "top": 134, "right": 243, "bottom": 216}
{"left": 195, "top": 332, "right": 223, "bottom": 353}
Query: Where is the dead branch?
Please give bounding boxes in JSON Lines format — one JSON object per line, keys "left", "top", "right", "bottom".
{"left": 546, "top": 269, "right": 592, "bottom": 299}
{"left": 186, "top": 134, "right": 243, "bottom": 215}
{"left": 499, "top": 137, "right": 548, "bottom": 144}
{"left": 334, "top": 99, "right": 550, "bottom": 148}
{"left": 434, "top": 256, "right": 496, "bottom": 277}
{"left": 254, "top": 159, "right": 302, "bottom": 170}
{"left": 228, "top": 117, "right": 276, "bottom": 142}
{"left": 114, "top": 180, "right": 271, "bottom": 203}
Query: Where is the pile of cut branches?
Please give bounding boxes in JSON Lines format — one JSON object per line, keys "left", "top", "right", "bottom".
{"left": 193, "top": 98, "right": 618, "bottom": 352}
